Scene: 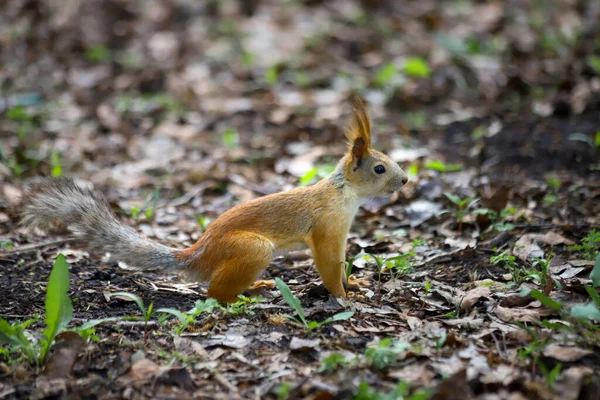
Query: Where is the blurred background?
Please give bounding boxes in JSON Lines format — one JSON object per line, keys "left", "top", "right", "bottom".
{"left": 1, "top": 4, "right": 599, "bottom": 397}
{"left": 0, "top": 0, "right": 599, "bottom": 215}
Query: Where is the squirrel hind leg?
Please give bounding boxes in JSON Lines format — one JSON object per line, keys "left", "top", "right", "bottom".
{"left": 206, "top": 232, "right": 273, "bottom": 303}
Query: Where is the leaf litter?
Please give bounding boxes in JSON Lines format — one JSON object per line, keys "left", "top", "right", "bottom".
{"left": 0, "top": 0, "right": 599, "bottom": 399}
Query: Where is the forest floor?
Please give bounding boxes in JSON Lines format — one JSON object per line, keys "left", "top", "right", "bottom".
{"left": 0, "top": 1, "right": 599, "bottom": 399}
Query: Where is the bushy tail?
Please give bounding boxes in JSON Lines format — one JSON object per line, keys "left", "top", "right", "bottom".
{"left": 21, "top": 177, "right": 183, "bottom": 271}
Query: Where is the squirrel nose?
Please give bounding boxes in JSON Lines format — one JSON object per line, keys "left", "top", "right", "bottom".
{"left": 401, "top": 176, "right": 409, "bottom": 185}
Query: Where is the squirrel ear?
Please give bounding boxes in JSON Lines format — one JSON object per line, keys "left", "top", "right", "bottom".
{"left": 345, "top": 97, "right": 372, "bottom": 162}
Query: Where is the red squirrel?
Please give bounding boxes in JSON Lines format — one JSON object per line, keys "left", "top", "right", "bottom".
{"left": 21, "top": 98, "right": 408, "bottom": 303}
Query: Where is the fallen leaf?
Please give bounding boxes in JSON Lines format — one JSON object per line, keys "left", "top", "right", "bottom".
{"left": 173, "top": 336, "right": 210, "bottom": 360}
{"left": 542, "top": 344, "right": 594, "bottom": 362}
{"left": 553, "top": 366, "right": 595, "bottom": 400}
{"left": 203, "top": 330, "right": 251, "bottom": 349}
{"left": 405, "top": 200, "right": 443, "bottom": 227}
{"left": 460, "top": 287, "right": 492, "bottom": 311}
{"left": 121, "top": 358, "right": 160, "bottom": 383}
{"left": 495, "top": 305, "right": 542, "bottom": 322}
{"left": 513, "top": 234, "right": 545, "bottom": 262}
{"left": 44, "top": 332, "right": 86, "bottom": 379}
{"left": 289, "top": 337, "right": 321, "bottom": 351}
{"left": 156, "top": 367, "right": 196, "bottom": 390}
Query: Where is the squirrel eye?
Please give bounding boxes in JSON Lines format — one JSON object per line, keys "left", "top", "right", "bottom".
{"left": 374, "top": 165, "right": 386, "bottom": 174}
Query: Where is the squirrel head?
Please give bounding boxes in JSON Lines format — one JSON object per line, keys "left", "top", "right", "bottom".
{"left": 341, "top": 98, "right": 408, "bottom": 198}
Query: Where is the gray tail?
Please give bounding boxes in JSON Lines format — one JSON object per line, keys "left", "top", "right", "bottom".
{"left": 21, "top": 177, "right": 183, "bottom": 271}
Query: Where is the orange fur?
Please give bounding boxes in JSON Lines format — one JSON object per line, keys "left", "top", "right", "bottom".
{"left": 175, "top": 98, "right": 408, "bottom": 302}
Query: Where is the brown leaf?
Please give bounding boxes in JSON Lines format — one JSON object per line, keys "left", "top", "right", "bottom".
{"left": 120, "top": 358, "right": 160, "bottom": 383}
{"left": 542, "top": 344, "right": 594, "bottom": 362}
{"left": 156, "top": 367, "right": 195, "bottom": 390}
{"left": 553, "top": 366, "right": 596, "bottom": 400}
{"left": 513, "top": 234, "right": 544, "bottom": 262}
{"left": 537, "top": 232, "right": 575, "bottom": 246}
{"left": 44, "top": 332, "right": 86, "bottom": 379}
{"left": 173, "top": 336, "right": 210, "bottom": 360}
{"left": 495, "top": 306, "right": 541, "bottom": 322}
{"left": 460, "top": 287, "right": 491, "bottom": 311}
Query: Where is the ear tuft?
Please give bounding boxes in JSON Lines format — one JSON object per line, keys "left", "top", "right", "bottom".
{"left": 345, "top": 97, "right": 372, "bottom": 160}
{"left": 352, "top": 137, "right": 366, "bottom": 159}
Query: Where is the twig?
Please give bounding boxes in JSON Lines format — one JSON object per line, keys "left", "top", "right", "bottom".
{"left": 0, "top": 238, "right": 72, "bottom": 256}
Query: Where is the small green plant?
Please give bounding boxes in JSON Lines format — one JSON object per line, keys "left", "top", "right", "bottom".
{"left": 402, "top": 57, "right": 431, "bottom": 78}
{"left": 344, "top": 253, "right": 364, "bottom": 280}
{"left": 123, "top": 188, "right": 159, "bottom": 222}
{"left": 529, "top": 256, "right": 552, "bottom": 288}
{"left": 443, "top": 193, "right": 479, "bottom": 230}
{"left": 196, "top": 214, "right": 211, "bottom": 231}
{"left": 225, "top": 295, "right": 265, "bottom": 316}
{"left": 0, "top": 254, "right": 72, "bottom": 365}
{"left": 0, "top": 240, "right": 14, "bottom": 250}
{"left": 272, "top": 382, "right": 292, "bottom": 400}
{"left": 539, "top": 361, "right": 562, "bottom": 388}
{"left": 387, "top": 252, "right": 416, "bottom": 278}
{"left": 569, "top": 230, "right": 600, "bottom": 260}
{"left": 474, "top": 207, "right": 516, "bottom": 233}
{"left": 265, "top": 64, "right": 279, "bottom": 86}
{"left": 588, "top": 55, "right": 600, "bottom": 75}
{"left": 50, "top": 152, "right": 62, "bottom": 177}
{"left": 318, "top": 352, "right": 347, "bottom": 375}
{"left": 543, "top": 175, "right": 560, "bottom": 205}
{"left": 299, "top": 164, "right": 335, "bottom": 186}
{"left": 240, "top": 50, "right": 255, "bottom": 67}
{"left": 40, "top": 254, "right": 73, "bottom": 361}
{"left": 496, "top": 207, "right": 516, "bottom": 232}
{"left": 354, "top": 381, "right": 431, "bottom": 400}
{"left": 374, "top": 63, "right": 397, "bottom": 88}
{"left": 107, "top": 292, "right": 154, "bottom": 340}
{"left": 473, "top": 206, "right": 516, "bottom": 232}
{"left": 293, "top": 71, "right": 311, "bottom": 88}
{"left": 364, "top": 254, "right": 386, "bottom": 304}
{"left": 424, "top": 281, "right": 432, "bottom": 293}
{"left": 490, "top": 251, "right": 523, "bottom": 284}
{"left": 222, "top": 128, "right": 240, "bottom": 149}
{"left": 402, "top": 111, "right": 427, "bottom": 130}
{"left": 424, "top": 160, "right": 463, "bottom": 172}
{"left": 522, "top": 286, "right": 600, "bottom": 328}
{"left": 364, "top": 338, "right": 411, "bottom": 370}
{"left": 86, "top": 45, "right": 110, "bottom": 62}
{"left": 158, "top": 298, "right": 220, "bottom": 334}
{"left": 0, "top": 318, "right": 39, "bottom": 362}
{"left": 275, "top": 278, "right": 354, "bottom": 330}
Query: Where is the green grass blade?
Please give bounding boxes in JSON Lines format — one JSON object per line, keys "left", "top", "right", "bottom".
{"left": 157, "top": 308, "right": 189, "bottom": 332}
{"left": 275, "top": 278, "right": 307, "bottom": 327}
{"left": 41, "top": 254, "right": 72, "bottom": 362}
{"left": 521, "top": 288, "right": 562, "bottom": 311}
{"left": 591, "top": 255, "right": 600, "bottom": 288}
{"left": 109, "top": 292, "right": 146, "bottom": 316}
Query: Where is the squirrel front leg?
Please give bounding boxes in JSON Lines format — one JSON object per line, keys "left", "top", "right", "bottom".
{"left": 309, "top": 228, "right": 347, "bottom": 297}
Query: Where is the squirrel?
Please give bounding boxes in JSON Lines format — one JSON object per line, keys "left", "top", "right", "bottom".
{"left": 20, "top": 98, "right": 408, "bottom": 303}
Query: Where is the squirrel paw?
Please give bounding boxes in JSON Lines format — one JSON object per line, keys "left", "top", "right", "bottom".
{"left": 245, "top": 279, "right": 276, "bottom": 297}
{"left": 345, "top": 275, "right": 371, "bottom": 291}
{"left": 248, "top": 279, "right": 276, "bottom": 290}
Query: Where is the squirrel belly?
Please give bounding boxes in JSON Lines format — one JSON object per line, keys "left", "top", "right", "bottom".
{"left": 20, "top": 98, "right": 408, "bottom": 303}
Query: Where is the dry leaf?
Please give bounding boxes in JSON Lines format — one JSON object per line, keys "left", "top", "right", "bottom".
{"left": 495, "top": 306, "right": 542, "bottom": 323}
{"left": 542, "top": 344, "right": 594, "bottom": 362}
{"left": 460, "top": 287, "right": 492, "bottom": 311}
